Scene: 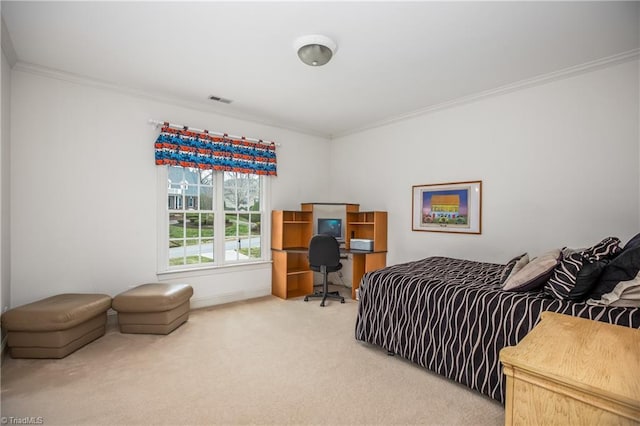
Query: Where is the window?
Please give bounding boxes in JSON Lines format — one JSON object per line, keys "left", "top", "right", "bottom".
{"left": 161, "top": 166, "right": 266, "bottom": 271}
{"left": 224, "top": 172, "right": 262, "bottom": 262}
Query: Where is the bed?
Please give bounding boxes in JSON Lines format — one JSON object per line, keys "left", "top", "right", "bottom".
{"left": 354, "top": 255, "right": 640, "bottom": 403}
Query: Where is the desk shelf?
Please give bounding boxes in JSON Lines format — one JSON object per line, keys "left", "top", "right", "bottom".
{"left": 272, "top": 210, "right": 315, "bottom": 299}
{"left": 346, "top": 211, "right": 387, "bottom": 252}
{"left": 271, "top": 250, "right": 313, "bottom": 299}
{"left": 287, "top": 268, "right": 309, "bottom": 275}
{"left": 272, "top": 210, "right": 313, "bottom": 250}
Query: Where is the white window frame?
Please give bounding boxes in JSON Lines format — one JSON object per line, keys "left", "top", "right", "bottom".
{"left": 156, "top": 166, "right": 271, "bottom": 275}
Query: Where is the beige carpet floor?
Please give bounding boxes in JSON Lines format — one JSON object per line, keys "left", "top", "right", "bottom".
{"left": 1, "top": 289, "right": 504, "bottom": 425}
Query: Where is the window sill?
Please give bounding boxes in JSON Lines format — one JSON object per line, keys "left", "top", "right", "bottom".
{"left": 157, "top": 260, "right": 272, "bottom": 280}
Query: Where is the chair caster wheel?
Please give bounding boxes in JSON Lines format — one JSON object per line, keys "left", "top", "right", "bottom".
{"left": 304, "top": 297, "right": 308, "bottom": 302}
{"left": 320, "top": 302, "right": 325, "bottom": 307}
{"left": 341, "top": 299, "right": 345, "bottom": 303}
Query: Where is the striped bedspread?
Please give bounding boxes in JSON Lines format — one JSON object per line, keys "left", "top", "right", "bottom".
{"left": 354, "top": 256, "right": 640, "bottom": 403}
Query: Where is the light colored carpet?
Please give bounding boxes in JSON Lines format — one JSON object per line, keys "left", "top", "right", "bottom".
{"left": 1, "top": 289, "right": 504, "bottom": 425}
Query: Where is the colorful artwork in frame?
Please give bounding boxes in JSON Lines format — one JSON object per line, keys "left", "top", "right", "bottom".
{"left": 412, "top": 181, "right": 482, "bottom": 234}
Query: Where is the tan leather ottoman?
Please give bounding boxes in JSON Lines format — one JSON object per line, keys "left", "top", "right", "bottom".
{"left": 1, "top": 293, "right": 112, "bottom": 359}
{"left": 112, "top": 283, "right": 193, "bottom": 334}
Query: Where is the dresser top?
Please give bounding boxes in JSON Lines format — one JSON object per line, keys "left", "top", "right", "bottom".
{"left": 500, "top": 311, "right": 640, "bottom": 408}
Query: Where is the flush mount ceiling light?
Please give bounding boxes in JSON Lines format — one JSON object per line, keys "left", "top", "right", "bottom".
{"left": 293, "top": 34, "right": 337, "bottom": 67}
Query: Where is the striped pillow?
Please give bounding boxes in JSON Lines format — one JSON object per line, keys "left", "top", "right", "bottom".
{"left": 545, "top": 237, "right": 622, "bottom": 300}
{"left": 499, "top": 253, "right": 528, "bottom": 286}
{"left": 582, "top": 236, "right": 623, "bottom": 262}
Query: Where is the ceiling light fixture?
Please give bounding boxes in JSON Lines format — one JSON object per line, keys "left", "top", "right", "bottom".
{"left": 293, "top": 34, "right": 337, "bottom": 67}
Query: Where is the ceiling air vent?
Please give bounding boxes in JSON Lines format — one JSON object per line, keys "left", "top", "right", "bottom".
{"left": 208, "top": 95, "right": 233, "bottom": 104}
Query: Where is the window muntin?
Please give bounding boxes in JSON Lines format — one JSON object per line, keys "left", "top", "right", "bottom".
{"left": 223, "top": 172, "right": 262, "bottom": 262}
{"left": 167, "top": 167, "right": 215, "bottom": 267}
{"left": 163, "top": 167, "right": 264, "bottom": 270}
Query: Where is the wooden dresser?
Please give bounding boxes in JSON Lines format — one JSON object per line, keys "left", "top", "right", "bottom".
{"left": 500, "top": 311, "right": 640, "bottom": 425}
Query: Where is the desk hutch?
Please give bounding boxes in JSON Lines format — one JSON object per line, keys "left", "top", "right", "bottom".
{"left": 271, "top": 203, "right": 387, "bottom": 300}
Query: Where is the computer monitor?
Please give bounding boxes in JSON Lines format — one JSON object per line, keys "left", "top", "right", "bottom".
{"left": 317, "top": 218, "right": 343, "bottom": 241}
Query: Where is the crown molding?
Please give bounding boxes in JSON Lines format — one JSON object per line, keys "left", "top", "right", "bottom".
{"left": 11, "top": 61, "right": 330, "bottom": 140}
{"left": 10, "top": 48, "right": 639, "bottom": 141}
{"left": 331, "top": 48, "right": 640, "bottom": 139}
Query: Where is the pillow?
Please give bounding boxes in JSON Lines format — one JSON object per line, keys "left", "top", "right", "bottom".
{"left": 503, "top": 249, "right": 560, "bottom": 292}
{"left": 499, "top": 253, "right": 528, "bottom": 286}
{"left": 545, "top": 237, "right": 622, "bottom": 300}
{"left": 587, "top": 270, "right": 640, "bottom": 307}
{"left": 566, "top": 259, "right": 610, "bottom": 301}
{"left": 502, "top": 253, "right": 530, "bottom": 286}
{"left": 623, "top": 232, "right": 640, "bottom": 251}
{"left": 545, "top": 250, "right": 584, "bottom": 299}
{"left": 588, "top": 244, "right": 640, "bottom": 300}
{"left": 581, "top": 236, "right": 622, "bottom": 262}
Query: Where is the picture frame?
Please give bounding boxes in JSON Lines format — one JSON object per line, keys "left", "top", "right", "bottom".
{"left": 412, "top": 180, "right": 482, "bottom": 234}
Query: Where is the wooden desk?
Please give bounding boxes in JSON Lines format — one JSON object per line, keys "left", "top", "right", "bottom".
{"left": 500, "top": 312, "right": 640, "bottom": 425}
{"left": 271, "top": 207, "right": 387, "bottom": 300}
{"left": 348, "top": 250, "right": 386, "bottom": 300}
{"left": 271, "top": 248, "right": 386, "bottom": 300}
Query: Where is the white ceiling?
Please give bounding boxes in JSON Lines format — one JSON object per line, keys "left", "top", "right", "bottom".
{"left": 2, "top": 1, "right": 639, "bottom": 138}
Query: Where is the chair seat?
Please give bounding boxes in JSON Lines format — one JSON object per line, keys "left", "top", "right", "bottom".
{"left": 310, "top": 263, "right": 342, "bottom": 274}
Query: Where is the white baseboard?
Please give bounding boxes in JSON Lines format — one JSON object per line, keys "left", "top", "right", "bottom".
{"left": 190, "top": 289, "right": 271, "bottom": 310}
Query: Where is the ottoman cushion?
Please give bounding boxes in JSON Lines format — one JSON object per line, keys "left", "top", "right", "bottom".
{"left": 1, "top": 293, "right": 112, "bottom": 359}
{"left": 8, "top": 314, "right": 106, "bottom": 347}
{"left": 112, "top": 283, "right": 193, "bottom": 335}
{"left": 117, "top": 301, "right": 190, "bottom": 325}
{"left": 1, "top": 293, "right": 112, "bottom": 331}
{"left": 112, "top": 283, "right": 193, "bottom": 312}
{"left": 9, "top": 326, "right": 106, "bottom": 359}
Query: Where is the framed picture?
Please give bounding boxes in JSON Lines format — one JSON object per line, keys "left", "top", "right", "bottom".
{"left": 412, "top": 180, "right": 482, "bottom": 234}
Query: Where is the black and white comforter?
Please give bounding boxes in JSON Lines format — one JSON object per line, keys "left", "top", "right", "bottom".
{"left": 354, "top": 256, "right": 640, "bottom": 403}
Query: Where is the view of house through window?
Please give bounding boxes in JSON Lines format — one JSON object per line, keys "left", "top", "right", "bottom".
{"left": 166, "top": 166, "right": 263, "bottom": 269}
{"left": 224, "top": 172, "right": 262, "bottom": 261}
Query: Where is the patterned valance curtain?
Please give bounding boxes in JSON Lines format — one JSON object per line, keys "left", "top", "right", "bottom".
{"left": 154, "top": 122, "right": 277, "bottom": 176}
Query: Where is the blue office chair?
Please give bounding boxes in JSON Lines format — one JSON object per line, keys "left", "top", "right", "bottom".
{"left": 304, "top": 234, "right": 345, "bottom": 307}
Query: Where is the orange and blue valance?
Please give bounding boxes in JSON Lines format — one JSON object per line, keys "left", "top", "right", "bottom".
{"left": 154, "top": 123, "right": 277, "bottom": 176}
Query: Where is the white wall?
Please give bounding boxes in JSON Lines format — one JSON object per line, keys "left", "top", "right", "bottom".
{"left": 9, "top": 59, "right": 640, "bottom": 307}
{"left": 10, "top": 69, "right": 330, "bottom": 307}
{"left": 330, "top": 60, "right": 640, "bottom": 265}
{"left": 1, "top": 47, "right": 11, "bottom": 314}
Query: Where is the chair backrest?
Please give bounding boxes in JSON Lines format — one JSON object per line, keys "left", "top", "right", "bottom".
{"left": 308, "top": 234, "right": 341, "bottom": 268}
